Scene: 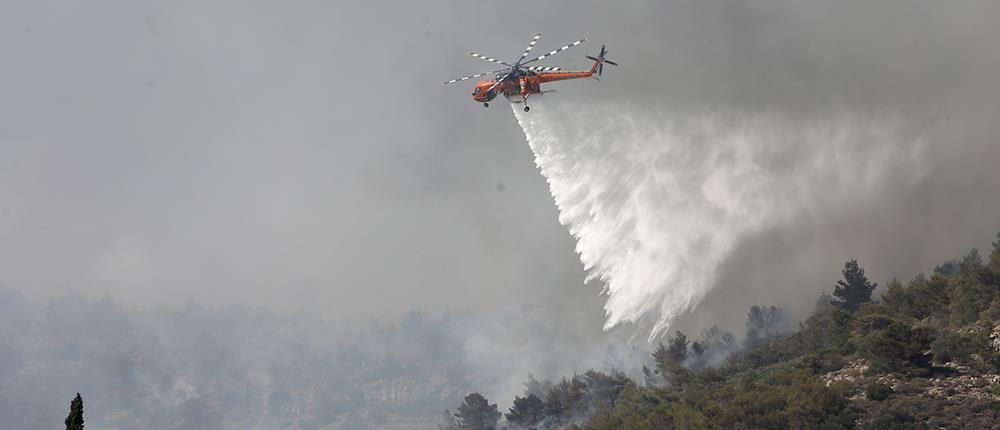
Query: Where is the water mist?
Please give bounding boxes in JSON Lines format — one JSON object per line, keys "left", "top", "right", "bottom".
{"left": 513, "top": 101, "right": 925, "bottom": 340}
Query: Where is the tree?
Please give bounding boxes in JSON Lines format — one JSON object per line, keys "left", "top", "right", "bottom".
{"left": 652, "top": 342, "right": 669, "bottom": 372}
{"left": 691, "top": 341, "right": 706, "bottom": 358}
{"left": 800, "top": 303, "right": 852, "bottom": 353}
{"left": 455, "top": 393, "right": 501, "bottom": 430}
{"left": 688, "top": 325, "right": 738, "bottom": 370}
{"left": 505, "top": 394, "right": 545, "bottom": 428}
{"left": 832, "top": 259, "right": 877, "bottom": 313}
{"left": 880, "top": 274, "right": 950, "bottom": 321}
{"left": 522, "top": 374, "right": 554, "bottom": 400}
{"left": 930, "top": 331, "right": 973, "bottom": 364}
{"left": 65, "top": 393, "right": 84, "bottom": 430}
{"left": 652, "top": 332, "right": 689, "bottom": 372}
{"left": 854, "top": 315, "right": 932, "bottom": 375}
{"left": 948, "top": 277, "right": 993, "bottom": 326}
{"left": 881, "top": 278, "right": 909, "bottom": 317}
{"left": 544, "top": 376, "right": 587, "bottom": 425}
{"left": 990, "top": 232, "right": 1000, "bottom": 267}
{"left": 667, "top": 331, "right": 689, "bottom": 364}
{"left": 744, "top": 305, "right": 786, "bottom": 348}
{"left": 700, "top": 325, "right": 737, "bottom": 354}
{"left": 649, "top": 332, "right": 692, "bottom": 386}
{"left": 582, "top": 370, "right": 628, "bottom": 410}
{"left": 813, "top": 292, "right": 834, "bottom": 315}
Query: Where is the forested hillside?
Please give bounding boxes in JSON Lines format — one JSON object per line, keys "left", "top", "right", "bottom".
{"left": 445, "top": 233, "right": 1000, "bottom": 429}
{"left": 0, "top": 294, "right": 478, "bottom": 429}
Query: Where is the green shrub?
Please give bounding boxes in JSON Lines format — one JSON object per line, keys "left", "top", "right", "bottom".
{"left": 981, "top": 296, "right": 1000, "bottom": 321}
{"left": 866, "top": 382, "right": 894, "bottom": 401}
{"left": 854, "top": 318, "right": 933, "bottom": 375}
{"left": 890, "top": 382, "right": 917, "bottom": 395}
{"left": 930, "top": 332, "right": 973, "bottom": 364}
{"left": 948, "top": 278, "right": 993, "bottom": 326}
{"left": 988, "top": 384, "right": 1000, "bottom": 396}
{"left": 864, "top": 408, "right": 916, "bottom": 430}
{"left": 800, "top": 349, "right": 847, "bottom": 374}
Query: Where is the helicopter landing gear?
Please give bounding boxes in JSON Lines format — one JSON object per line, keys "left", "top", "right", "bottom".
{"left": 483, "top": 102, "right": 489, "bottom": 108}
{"left": 523, "top": 106, "right": 530, "bottom": 112}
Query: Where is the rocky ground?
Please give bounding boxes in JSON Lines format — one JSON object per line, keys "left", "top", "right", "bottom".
{"left": 820, "top": 323, "right": 1000, "bottom": 429}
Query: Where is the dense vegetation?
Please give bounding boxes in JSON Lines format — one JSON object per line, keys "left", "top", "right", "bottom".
{"left": 445, "top": 233, "right": 1000, "bottom": 429}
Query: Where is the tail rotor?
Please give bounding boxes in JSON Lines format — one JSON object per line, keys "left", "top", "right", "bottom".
{"left": 586, "top": 45, "right": 618, "bottom": 79}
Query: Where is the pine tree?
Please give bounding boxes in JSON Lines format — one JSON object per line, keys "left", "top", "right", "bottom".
{"left": 65, "top": 393, "right": 84, "bottom": 430}
{"left": 651, "top": 342, "right": 669, "bottom": 373}
{"left": 651, "top": 332, "right": 689, "bottom": 377}
{"left": 649, "top": 332, "right": 693, "bottom": 386}
{"left": 989, "top": 232, "right": 1000, "bottom": 268}
{"left": 691, "top": 341, "right": 705, "bottom": 358}
{"left": 744, "top": 305, "right": 786, "bottom": 348}
{"left": 455, "top": 392, "right": 501, "bottom": 430}
{"left": 522, "top": 374, "right": 553, "bottom": 399}
{"left": 690, "top": 325, "right": 738, "bottom": 368}
{"left": 506, "top": 394, "right": 545, "bottom": 428}
{"left": 667, "top": 331, "right": 688, "bottom": 364}
{"left": 582, "top": 370, "right": 627, "bottom": 410}
{"left": 832, "top": 259, "right": 876, "bottom": 313}
{"left": 544, "top": 376, "right": 587, "bottom": 425}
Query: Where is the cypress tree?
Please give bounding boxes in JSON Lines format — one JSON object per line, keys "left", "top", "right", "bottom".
{"left": 65, "top": 393, "right": 84, "bottom": 430}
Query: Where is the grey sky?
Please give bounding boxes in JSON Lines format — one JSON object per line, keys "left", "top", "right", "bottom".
{"left": 2, "top": 0, "right": 1000, "bottom": 343}
{"left": 0, "top": 1, "right": 591, "bottom": 320}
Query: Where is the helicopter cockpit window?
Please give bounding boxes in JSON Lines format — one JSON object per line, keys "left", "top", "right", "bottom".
{"left": 473, "top": 88, "right": 482, "bottom": 95}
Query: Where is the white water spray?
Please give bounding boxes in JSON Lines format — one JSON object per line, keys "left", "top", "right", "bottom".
{"left": 513, "top": 101, "right": 925, "bottom": 339}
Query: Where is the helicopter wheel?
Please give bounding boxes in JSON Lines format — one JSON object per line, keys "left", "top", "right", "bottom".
{"left": 484, "top": 103, "right": 489, "bottom": 108}
{"left": 523, "top": 106, "right": 530, "bottom": 112}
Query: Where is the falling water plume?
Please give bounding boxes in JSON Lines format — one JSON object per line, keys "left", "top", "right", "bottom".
{"left": 512, "top": 101, "right": 925, "bottom": 340}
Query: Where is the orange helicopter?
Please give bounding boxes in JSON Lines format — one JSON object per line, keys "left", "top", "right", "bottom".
{"left": 443, "top": 34, "right": 616, "bottom": 112}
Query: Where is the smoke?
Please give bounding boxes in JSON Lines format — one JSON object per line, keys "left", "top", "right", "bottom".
{"left": 513, "top": 100, "right": 926, "bottom": 339}
{"left": 0, "top": 288, "right": 483, "bottom": 429}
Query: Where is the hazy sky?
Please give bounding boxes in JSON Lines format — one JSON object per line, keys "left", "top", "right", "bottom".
{"left": 2, "top": 0, "right": 1000, "bottom": 340}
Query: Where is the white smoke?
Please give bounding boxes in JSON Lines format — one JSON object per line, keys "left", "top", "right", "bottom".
{"left": 513, "top": 101, "right": 926, "bottom": 339}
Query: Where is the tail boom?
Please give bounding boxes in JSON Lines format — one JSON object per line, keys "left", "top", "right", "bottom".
{"left": 536, "top": 44, "right": 616, "bottom": 83}
{"left": 537, "top": 71, "right": 595, "bottom": 83}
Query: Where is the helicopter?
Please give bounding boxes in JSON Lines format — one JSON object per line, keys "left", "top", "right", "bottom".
{"left": 442, "top": 33, "right": 616, "bottom": 112}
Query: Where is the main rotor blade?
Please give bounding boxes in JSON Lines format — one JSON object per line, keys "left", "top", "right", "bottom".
{"left": 528, "top": 66, "right": 561, "bottom": 72}
{"left": 486, "top": 71, "right": 512, "bottom": 93}
{"left": 469, "top": 52, "right": 511, "bottom": 67}
{"left": 442, "top": 68, "right": 507, "bottom": 85}
{"left": 521, "top": 38, "right": 586, "bottom": 65}
{"left": 517, "top": 33, "right": 542, "bottom": 64}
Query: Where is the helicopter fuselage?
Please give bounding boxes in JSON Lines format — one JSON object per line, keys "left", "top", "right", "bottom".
{"left": 472, "top": 69, "right": 595, "bottom": 104}
{"left": 443, "top": 35, "right": 615, "bottom": 111}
